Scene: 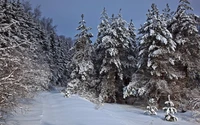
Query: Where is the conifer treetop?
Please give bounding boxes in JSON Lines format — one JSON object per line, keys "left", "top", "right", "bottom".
{"left": 75, "top": 14, "right": 93, "bottom": 39}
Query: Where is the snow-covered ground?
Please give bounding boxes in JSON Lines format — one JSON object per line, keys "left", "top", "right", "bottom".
{"left": 7, "top": 90, "right": 199, "bottom": 125}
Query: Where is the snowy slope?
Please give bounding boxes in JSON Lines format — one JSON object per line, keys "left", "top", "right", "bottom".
{"left": 8, "top": 90, "right": 199, "bottom": 125}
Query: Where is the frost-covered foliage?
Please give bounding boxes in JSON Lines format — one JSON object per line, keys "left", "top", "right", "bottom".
{"left": 54, "top": 36, "right": 73, "bottom": 85}
{"left": 163, "top": 95, "right": 178, "bottom": 122}
{"left": 0, "top": 0, "right": 53, "bottom": 121}
{"left": 21, "top": 1, "right": 73, "bottom": 87}
{"left": 123, "top": 78, "right": 146, "bottom": 99}
{"left": 124, "top": 1, "right": 200, "bottom": 107}
{"left": 169, "top": 0, "right": 200, "bottom": 82}
{"left": 47, "top": 33, "right": 73, "bottom": 86}
{"left": 190, "top": 98, "right": 200, "bottom": 122}
{"left": 138, "top": 3, "right": 176, "bottom": 79}
{"left": 0, "top": 0, "right": 73, "bottom": 123}
{"left": 126, "top": 4, "right": 177, "bottom": 99}
{"left": 161, "top": 4, "right": 174, "bottom": 25}
{"left": 22, "top": 0, "right": 74, "bottom": 87}
{"left": 95, "top": 8, "right": 137, "bottom": 103}
{"left": 65, "top": 14, "right": 95, "bottom": 97}
{"left": 144, "top": 98, "right": 158, "bottom": 115}
{"left": 125, "top": 19, "right": 137, "bottom": 76}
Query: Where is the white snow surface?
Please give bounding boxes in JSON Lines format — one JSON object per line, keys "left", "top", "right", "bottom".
{"left": 7, "top": 90, "right": 199, "bottom": 125}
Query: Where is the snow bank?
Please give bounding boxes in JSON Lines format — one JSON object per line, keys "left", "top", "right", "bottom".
{"left": 7, "top": 90, "right": 199, "bottom": 125}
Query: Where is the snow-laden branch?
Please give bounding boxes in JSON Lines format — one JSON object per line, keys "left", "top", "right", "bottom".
{"left": 0, "top": 40, "right": 32, "bottom": 51}
{"left": 0, "top": 67, "right": 18, "bottom": 82}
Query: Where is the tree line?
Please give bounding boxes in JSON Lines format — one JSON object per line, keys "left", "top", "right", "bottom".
{"left": 66, "top": 0, "right": 200, "bottom": 111}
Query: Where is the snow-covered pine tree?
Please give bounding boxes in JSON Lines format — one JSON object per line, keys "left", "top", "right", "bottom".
{"left": 114, "top": 10, "right": 137, "bottom": 102}
{"left": 95, "top": 7, "right": 109, "bottom": 76}
{"left": 95, "top": 9, "right": 135, "bottom": 103}
{"left": 55, "top": 36, "right": 73, "bottom": 86}
{"left": 163, "top": 95, "right": 178, "bottom": 121}
{"left": 122, "top": 19, "right": 138, "bottom": 100}
{"left": 124, "top": 3, "right": 177, "bottom": 99}
{"left": 144, "top": 98, "right": 158, "bottom": 115}
{"left": 65, "top": 14, "right": 95, "bottom": 97}
{"left": 161, "top": 3, "right": 174, "bottom": 29}
{"left": 169, "top": 0, "right": 200, "bottom": 84}
{"left": 162, "top": 4, "right": 174, "bottom": 22}
{"left": 125, "top": 19, "right": 137, "bottom": 80}
{"left": 95, "top": 9, "right": 120, "bottom": 103}
{"left": 21, "top": 0, "right": 32, "bottom": 13}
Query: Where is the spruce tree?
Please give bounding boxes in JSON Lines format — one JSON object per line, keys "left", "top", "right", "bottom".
{"left": 66, "top": 14, "right": 94, "bottom": 97}
{"left": 163, "top": 95, "right": 178, "bottom": 121}
{"left": 96, "top": 9, "right": 136, "bottom": 103}
{"left": 162, "top": 4, "right": 173, "bottom": 22}
{"left": 144, "top": 98, "right": 158, "bottom": 115}
{"left": 170, "top": 0, "right": 200, "bottom": 84}
{"left": 136, "top": 3, "right": 176, "bottom": 97}
{"left": 125, "top": 19, "right": 137, "bottom": 79}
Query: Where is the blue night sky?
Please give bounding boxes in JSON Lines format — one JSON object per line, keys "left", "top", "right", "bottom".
{"left": 28, "top": 0, "right": 200, "bottom": 40}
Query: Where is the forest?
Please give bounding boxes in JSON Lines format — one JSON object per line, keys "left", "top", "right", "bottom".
{"left": 0, "top": 0, "right": 200, "bottom": 123}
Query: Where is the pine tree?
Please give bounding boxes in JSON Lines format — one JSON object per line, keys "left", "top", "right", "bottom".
{"left": 125, "top": 19, "right": 137, "bottom": 78}
{"left": 163, "top": 95, "right": 178, "bottom": 121}
{"left": 65, "top": 14, "right": 94, "bottom": 97}
{"left": 96, "top": 10, "right": 121, "bottom": 102}
{"left": 170, "top": 0, "right": 200, "bottom": 84}
{"left": 162, "top": 4, "right": 174, "bottom": 27}
{"left": 136, "top": 3, "right": 176, "bottom": 97}
{"left": 55, "top": 36, "right": 73, "bottom": 86}
{"left": 144, "top": 98, "right": 158, "bottom": 115}
{"left": 162, "top": 4, "right": 173, "bottom": 22}
{"left": 95, "top": 9, "right": 136, "bottom": 103}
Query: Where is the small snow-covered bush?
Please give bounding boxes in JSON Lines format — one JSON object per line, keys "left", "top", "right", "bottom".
{"left": 144, "top": 98, "right": 158, "bottom": 115}
{"left": 163, "top": 95, "right": 178, "bottom": 122}
{"left": 123, "top": 85, "right": 146, "bottom": 99}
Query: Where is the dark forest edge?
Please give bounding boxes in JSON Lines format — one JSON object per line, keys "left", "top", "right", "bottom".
{"left": 0, "top": 0, "right": 200, "bottom": 124}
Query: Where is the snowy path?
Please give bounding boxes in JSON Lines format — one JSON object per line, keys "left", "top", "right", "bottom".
{"left": 7, "top": 90, "right": 199, "bottom": 125}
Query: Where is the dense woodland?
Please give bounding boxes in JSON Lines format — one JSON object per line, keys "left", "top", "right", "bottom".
{"left": 65, "top": 0, "right": 200, "bottom": 112}
{"left": 0, "top": 0, "right": 200, "bottom": 123}
{"left": 0, "top": 0, "right": 73, "bottom": 121}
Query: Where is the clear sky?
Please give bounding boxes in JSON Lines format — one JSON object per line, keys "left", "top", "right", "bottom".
{"left": 28, "top": 0, "right": 200, "bottom": 40}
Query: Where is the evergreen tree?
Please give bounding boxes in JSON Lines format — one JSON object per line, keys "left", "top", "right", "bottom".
{"left": 21, "top": 0, "right": 32, "bottom": 13}
{"left": 127, "top": 3, "right": 177, "bottom": 98}
{"left": 144, "top": 98, "right": 158, "bottom": 115}
{"left": 96, "top": 9, "right": 136, "bottom": 103}
{"left": 162, "top": 4, "right": 173, "bottom": 21}
{"left": 55, "top": 36, "right": 73, "bottom": 86}
{"left": 170, "top": 0, "right": 200, "bottom": 84}
{"left": 163, "top": 95, "right": 178, "bottom": 121}
{"left": 33, "top": 5, "right": 41, "bottom": 20}
{"left": 125, "top": 19, "right": 137, "bottom": 79}
{"left": 95, "top": 7, "right": 109, "bottom": 75}
{"left": 66, "top": 14, "right": 95, "bottom": 97}
{"left": 162, "top": 4, "right": 174, "bottom": 27}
